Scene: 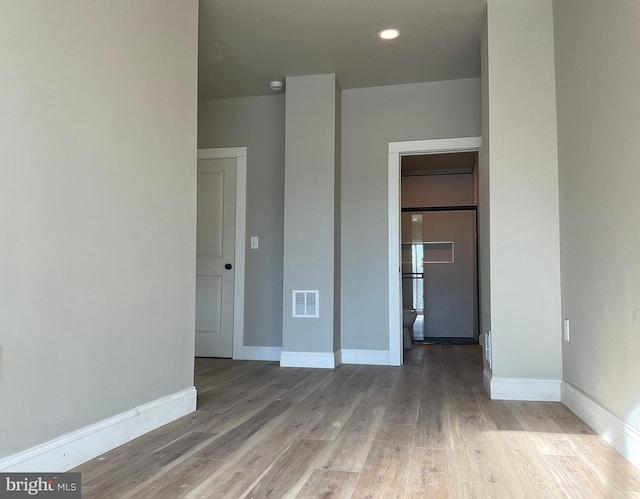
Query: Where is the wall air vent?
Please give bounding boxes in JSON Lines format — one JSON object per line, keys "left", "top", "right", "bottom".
{"left": 292, "top": 290, "right": 319, "bottom": 318}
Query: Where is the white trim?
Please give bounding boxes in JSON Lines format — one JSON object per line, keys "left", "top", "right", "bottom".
{"left": 242, "top": 346, "right": 282, "bottom": 361}
{"left": 280, "top": 351, "right": 340, "bottom": 369}
{"left": 197, "top": 147, "right": 247, "bottom": 360}
{"left": 389, "top": 138, "right": 482, "bottom": 154}
{"left": 197, "top": 147, "right": 247, "bottom": 160}
{"left": 234, "top": 153, "right": 247, "bottom": 360}
{"left": 387, "top": 137, "right": 482, "bottom": 367}
{"left": 489, "top": 376, "right": 561, "bottom": 401}
{"left": 0, "top": 387, "right": 196, "bottom": 472}
{"left": 334, "top": 349, "right": 342, "bottom": 367}
{"left": 562, "top": 382, "right": 640, "bottom": 470}
{"left": 483, "top": 366, "right": 492, "bottom": 396}
{"left": 341, "top": 349, "right": 391, "bottom": 366}
{"left": 388, "top": 151, "right": 402, "bottom": 366}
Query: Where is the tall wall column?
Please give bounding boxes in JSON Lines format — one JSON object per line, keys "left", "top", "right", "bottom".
{"left": 281, "top": 74, "right": 341, "bottom": 368}
{"left": 482, "top": 0, "right": 563, "bottom": 399}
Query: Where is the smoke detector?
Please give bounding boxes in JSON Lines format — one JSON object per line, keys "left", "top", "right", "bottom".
{"left": 269, "top": 80, "right": 284, "bottom": 92}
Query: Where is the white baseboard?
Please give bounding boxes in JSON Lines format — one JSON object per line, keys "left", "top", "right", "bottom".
{"left": 280, "top": 351, "right": 340, "bottom": 369}
{"left": 562, "top": 382, "right": 640, "bottom": 470}
{"left": 334, "top": 349, "right": 342, "bottom": 367}
{"left": 242, "top": 346, "right": 282, "bottom": 361}
{"left": 483, "top": 367, "right": 492, "bottom": 396}
{"left": 0, "top": 387, "right": 197, "bottom": 472}
{"left": 341, "top": 349, "right": 390, "bottom": 366}
{"left": 489, "top": 376, "right": 561, "bottom": 401}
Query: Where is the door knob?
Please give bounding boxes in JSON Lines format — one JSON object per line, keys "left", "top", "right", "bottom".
{"left": 224, "top": 263, "right": 233, "bottom": 270}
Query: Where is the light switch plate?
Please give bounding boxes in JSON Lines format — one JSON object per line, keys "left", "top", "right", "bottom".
{"left": 250, "top": 236, "right": 259, "bottom": 249}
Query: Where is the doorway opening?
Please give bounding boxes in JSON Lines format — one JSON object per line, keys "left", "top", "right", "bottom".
{"left": 387, "top": 137, "right": 482, "bottom": 366}
{"left": 401, "top": 152, "right": 479, "bottom": 346}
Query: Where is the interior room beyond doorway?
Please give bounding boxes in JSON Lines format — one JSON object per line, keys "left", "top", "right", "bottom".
{"left": 401, "top": 151, "right": 479, "bottom": 346}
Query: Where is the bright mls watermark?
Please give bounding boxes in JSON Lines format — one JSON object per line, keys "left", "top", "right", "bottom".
{"left": 0, "top": 473, "right": 80, "bottom": 498}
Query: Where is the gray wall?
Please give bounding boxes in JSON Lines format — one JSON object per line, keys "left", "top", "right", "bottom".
{"left": 282, "top": 74, "right": 339, "bottom": 353}
{"left": 401, "top": 174, "right": 474, "bottom": 208}
{"left": 197, "top": 79, "right": 480, "bottom": 353}
{"left": 341, "top": 79, "right": 481, "bottom": 350}
{"left": 554, "top": 0, "right": 640, "bottom": 430}
{"left": 0, "top": 1, "right": 198, "bottom": 457}
{"left": 198, "top": 95, "right": 285, "bottom": 348}
{"left": 484, "top": 0, "right": 562, "bottom": 380}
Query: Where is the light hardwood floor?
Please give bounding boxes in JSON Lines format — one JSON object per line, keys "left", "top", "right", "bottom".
{"left": 75, "top": 345, "right": 640, "bottom": 498}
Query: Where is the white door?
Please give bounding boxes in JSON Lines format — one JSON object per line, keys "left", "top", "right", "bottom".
{"left": 195, "top": 158, "right": 236, "bottom": 357}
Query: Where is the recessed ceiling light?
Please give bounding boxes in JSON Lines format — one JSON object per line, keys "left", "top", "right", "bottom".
{"left": 378, "top": 28, "right": 399, "bottom": 40}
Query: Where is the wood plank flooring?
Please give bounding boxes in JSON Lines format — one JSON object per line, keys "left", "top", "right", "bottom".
{"left": 74, "top": 345, "right": 640, "bottom": 498}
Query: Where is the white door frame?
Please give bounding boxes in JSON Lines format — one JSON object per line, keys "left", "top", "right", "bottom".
{"left": 197, "top": 147, "right": 247, "bottom": 360}
{"left": 387, "top": 137, "right": 482, "bottom": 366}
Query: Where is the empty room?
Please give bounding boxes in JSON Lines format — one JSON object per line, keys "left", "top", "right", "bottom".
{"left": 1, "top": 0, "right": 639, "bottom": 497}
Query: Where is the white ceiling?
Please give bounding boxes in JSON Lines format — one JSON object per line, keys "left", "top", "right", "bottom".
{"left": 198, "top": 0, "right": 487, "bottom": 100}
